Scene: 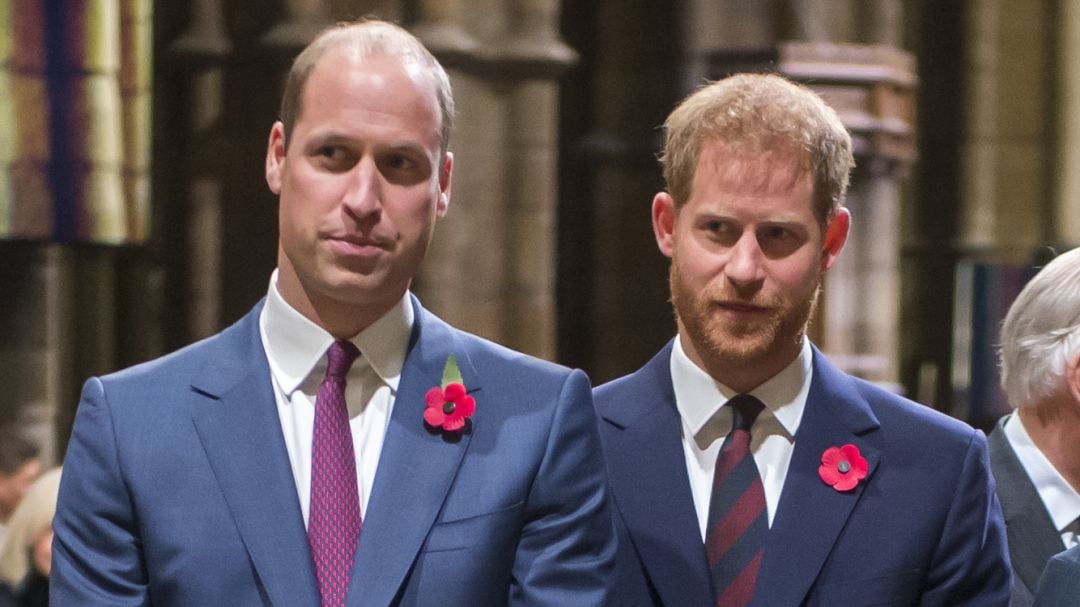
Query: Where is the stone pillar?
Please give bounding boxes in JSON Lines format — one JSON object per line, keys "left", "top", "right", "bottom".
{"left": 410, "top": 0, "right": 575, "bottom": 360}
{"left": 961, "top": 0, "right": 1053, "bottom": 258}
{"left": 498, "top": 0, "right": 574, "bottom": 357}
{"left": 788, "top": 0, "right": 858, "bottom": 42}
{"left": 0, "top": 245, "right": 59, "bottom": 462}
{"left": 120, "top": 0, "right": 152, "bottom": 242}
{"left": 941, "top": 0, "right": 1056, "bottom": 426}
{"left": 559, "top": 1, "right": 681, "bottom": 381}
{"left": 168, "top": 0, "right": 232, "bottom": 339}
{"left": 262, "top": 0, "right": 332, "bottom": 48}
{"left": 210, "top": 0, "right": 333, "bottom": 323}
{"left": 1056, "top": 0, "right": 1080, "bottom": 245}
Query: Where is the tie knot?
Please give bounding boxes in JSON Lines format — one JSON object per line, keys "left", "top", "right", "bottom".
{"left": 325, "top": 340, "right": 360, "bottom": 380}
{"left": 728, "top": 394, "right": 764, "bottom": 432}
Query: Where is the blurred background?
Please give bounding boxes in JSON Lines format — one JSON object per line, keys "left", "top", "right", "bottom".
{"left": 0, "top": 0, "right": 1075, "bottom": 463}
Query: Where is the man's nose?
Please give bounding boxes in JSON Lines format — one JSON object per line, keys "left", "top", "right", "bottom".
{"left": 724, "top": 230, "right": 765, "bottom": 285}
{"left": 342, "top": 157, "right": 382, "bottom": 217}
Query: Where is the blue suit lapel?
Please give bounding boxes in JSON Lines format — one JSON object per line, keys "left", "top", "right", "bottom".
{"left": 348, "top": 298, "right": 477, "bottom": 605}
{"left": 754, "top": 346, "right": 881, "bottom": 606}
{"left": 188, "top": 302, "right": 320, "bottom": 607}
{"left": 600, "top": 341, "right": 713, "bottom": 607}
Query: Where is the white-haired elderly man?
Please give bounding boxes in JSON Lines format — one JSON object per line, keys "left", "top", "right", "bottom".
{"left": 990, "top": 246, "right": 1080, "bottom": 607}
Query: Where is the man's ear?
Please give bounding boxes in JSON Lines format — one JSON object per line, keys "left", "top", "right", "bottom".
{"left": 652, "top": 192, "right": 677, "bottom": 258}
{"left": 821, "top": 206, "right": 851, "bottom": 271}
{"left": 1066, "top": 349, "right": 1080, "bottom": 405}
{"left": 266, "top": 121, "right": 286, "bottom": 195}
{"left": 436, "top": 152, "right": 453, "bottom": 219}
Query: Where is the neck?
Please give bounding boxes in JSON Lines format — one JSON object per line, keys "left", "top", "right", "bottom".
{"left": 275, "top": 278, "right": 399, "bottom": 341}
{"left": 1019, "top": 396, "right": 1080, "bottom": 493}
{"left": 680, "top": 332, "right": 801, "bottom": 394}
{"left": 307, "top": 297, "right": 392, "bottom": 340}
{"left": 274, "top": 252, "right": 407, "bottom": 339}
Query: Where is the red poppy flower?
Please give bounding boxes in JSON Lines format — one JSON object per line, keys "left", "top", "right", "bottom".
{"left": 424, "top": 382, "right": 475, "bottom": 432}
{"left": 818, "top": 444, "right": 868, "bottom": 492}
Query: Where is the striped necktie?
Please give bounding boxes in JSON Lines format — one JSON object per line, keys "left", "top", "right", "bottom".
{"left": 705, "top": 394, "right": 766, "bottom": 607}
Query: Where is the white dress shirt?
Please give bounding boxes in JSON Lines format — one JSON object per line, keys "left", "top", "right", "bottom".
{"left": 671, "top": 336, "right": 812, "bottom": 540}
{"left": 259, "top": 271, "right": 413, "bottom": 527}
{"left": 1005, "top": 413, "right": 1080, "bottom": 547}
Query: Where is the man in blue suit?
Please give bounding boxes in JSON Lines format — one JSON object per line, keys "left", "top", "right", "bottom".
{"left": 52, "top": 20, "right": 614, "bottom": 606}
{"left": 593, "top": 73, "right": 1011, "bottom": 606}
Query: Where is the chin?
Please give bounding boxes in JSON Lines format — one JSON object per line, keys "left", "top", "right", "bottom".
{"left": 705, "top": 334, "right": 775, "bottom": 368}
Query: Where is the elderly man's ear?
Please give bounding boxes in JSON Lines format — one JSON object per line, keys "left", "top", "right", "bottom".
{"left": 1068, "top": 349, "right": 1080, "bottom": 405}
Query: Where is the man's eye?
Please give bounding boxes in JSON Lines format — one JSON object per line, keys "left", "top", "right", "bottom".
{"left": 384, "top": 154, "right": 415, "bottom": 171}
{"left": 761, "top": 226, "right": 792, "bottom": 241}
{"left": 310, "top": 145, "right": 359, "bottom": 172}
{"left": 377, "top": 153, "right": 430, "bottom": 185}
{"left": 701, "top": 220, "right": 738, "bottom": 244}
{"left": 757, "top": 226, "right": 803, "bottom": 258}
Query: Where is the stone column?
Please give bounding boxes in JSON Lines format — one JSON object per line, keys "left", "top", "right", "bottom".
{"left": 120, "top": 0, "right": 152, "bottom": 242}
{"left": 168, "top": 0, "right": 232, "bottom": 339}
{"left": 410, "top": 0, "right": 575, "bottom": 360}
{"left": 497, "top": 0, "right": 575, "bottom": 357}
{"left": 961, "top": 0, "right": 1052, "bottom": 257}
{"left": 1056, "top": 0, "right": 1080, "bottom": 245}
{"left": 262, "top": 0, "right": 332, "bottom": 48}
{"left": 788, "top": 0, "right": 858, "bottom": 42}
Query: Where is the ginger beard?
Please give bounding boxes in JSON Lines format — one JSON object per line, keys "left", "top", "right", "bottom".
{"left": 669, "top": 253, "right": 822, "bottom": 374}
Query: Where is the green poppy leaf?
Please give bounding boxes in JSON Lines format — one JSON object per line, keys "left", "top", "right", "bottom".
{"left": 441, "top": 354, "right": 464, "bottom": 388}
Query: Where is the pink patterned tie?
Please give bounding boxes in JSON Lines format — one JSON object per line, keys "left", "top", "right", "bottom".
{"left": 309, "top": 340, "right": 362, "bottom": 607}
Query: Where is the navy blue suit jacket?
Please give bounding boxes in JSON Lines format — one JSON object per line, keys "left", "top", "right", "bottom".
{"left": 594, "top": 340, "right": 1011, "bottom": 606}
{"left": 1032, "top": 544, "right": 1080, "bottom": 607}
{"left": 52, "top": 298, "right": 615, "bottom": 606}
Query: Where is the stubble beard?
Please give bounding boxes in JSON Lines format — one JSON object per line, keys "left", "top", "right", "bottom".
{"left": 669, "top": 260, "right": 820, "bottom": 377}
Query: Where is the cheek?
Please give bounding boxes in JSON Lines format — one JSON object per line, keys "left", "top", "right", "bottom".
{"left": 674, "top": 240, "right": 725, "bottom": 284}
{"left": 394, "top": 190, "right": 440, "bottom": 230}
{"left": 768, "top": 254, "right": 823, "bottom": 294}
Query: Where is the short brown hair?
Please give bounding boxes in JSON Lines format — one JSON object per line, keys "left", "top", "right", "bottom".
{"left": 660, "top": 73, "right": 853, "bottom": 225}
{"left": 278, "top": 20, "right": 454, "bottom": 155}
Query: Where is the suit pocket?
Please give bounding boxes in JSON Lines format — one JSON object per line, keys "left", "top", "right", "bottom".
{"left": 808, "top": 569, "right": 923, "bottom": 606}
{"left": 421, "top": 500, "right": 525, "bottom": 553}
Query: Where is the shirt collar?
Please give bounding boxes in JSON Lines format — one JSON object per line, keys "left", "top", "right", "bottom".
{"left": 671, "top": 335, "right": 812, "bottom": 441}
{"left": 259, "top": 270, "right": 414, "bottom": 395}
{"left": 1005, "top": 412, "right": 1080, "bottom": 533}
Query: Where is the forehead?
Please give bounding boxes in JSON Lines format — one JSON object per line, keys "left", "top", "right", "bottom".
{"left": 687, "top": 141, "right": 814, "bottom": 213}
{"left": 298, "top": 48, "right": 442, "bottom": 140}
{"left": 695, "top": 142, "right": 809, "bottom": 194}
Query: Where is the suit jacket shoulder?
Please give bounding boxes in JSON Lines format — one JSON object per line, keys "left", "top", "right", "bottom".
{"left": 989, "top": 416, "right": 1065, "bottom": 607}
{"left": 1033, "top": 544, "right": 1080, "bottom": 607}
